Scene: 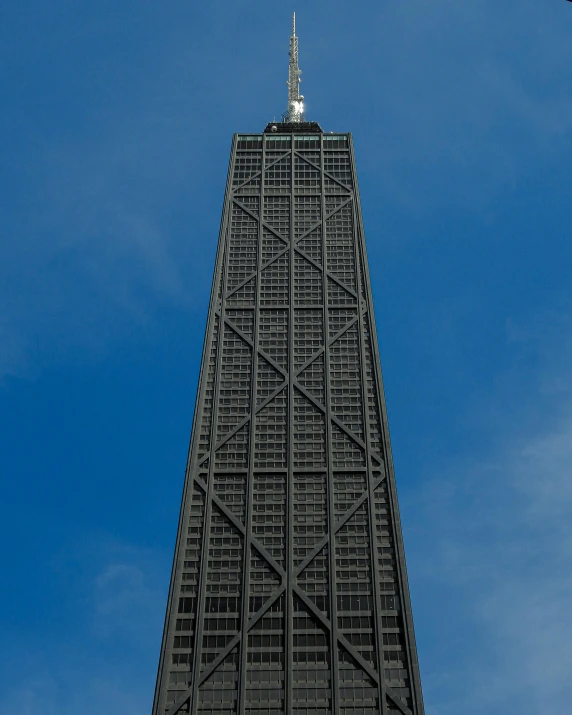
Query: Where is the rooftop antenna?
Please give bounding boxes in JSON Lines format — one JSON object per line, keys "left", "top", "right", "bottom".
{"left": 283, "top": 12, "right": 304, "bottom": 122}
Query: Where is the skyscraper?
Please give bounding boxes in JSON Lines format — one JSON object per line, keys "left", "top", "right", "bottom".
{"left": 153, "top": 15, "right": 424, "bottom": 715}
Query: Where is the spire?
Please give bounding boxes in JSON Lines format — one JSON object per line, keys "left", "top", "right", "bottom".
{"left": 284, "top": 12, "right": 304, "bottom": 123}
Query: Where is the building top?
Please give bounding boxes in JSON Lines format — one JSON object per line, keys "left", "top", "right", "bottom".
{"left": 264, "top": 121, "right": 323, "bottom": 134}
{"left": 237, "top": 133, "right": 349, "bottom": 152}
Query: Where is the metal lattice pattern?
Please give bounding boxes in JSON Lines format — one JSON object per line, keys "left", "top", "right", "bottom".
{"left": 152, "top": 132, "right": 425, "bottom": 715}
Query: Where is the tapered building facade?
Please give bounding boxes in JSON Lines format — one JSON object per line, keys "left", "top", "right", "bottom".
{"left": 152, "top": 16, "right": 424, "bottom": 715}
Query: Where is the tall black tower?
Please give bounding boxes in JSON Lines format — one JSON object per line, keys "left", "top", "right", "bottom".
{"left": 153, "top": 15, "right": 424, "bottom": 715}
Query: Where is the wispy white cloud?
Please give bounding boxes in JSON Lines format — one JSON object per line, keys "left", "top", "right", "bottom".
{"left": 0, "top": 678, "right": 58, "bottom": 715}
{"left": 0, "top": 31, "right": 226, "bottom": 380}
{"left": 0, "top": 538, "right": 166, "bottom": 715}
{"left": 350, "top": 0, "right": 572, "bottom": 212}
{"left": 410, "top": 309, "right": 572, "bottom": 714}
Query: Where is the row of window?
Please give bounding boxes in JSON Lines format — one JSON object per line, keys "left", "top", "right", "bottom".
{"left": 238, "top": 134, "right": 347, "bottom": 140}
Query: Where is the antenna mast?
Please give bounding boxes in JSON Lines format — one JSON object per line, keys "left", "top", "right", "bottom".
{"left": 284, "top": 12, "right": 304, "bottom": 122}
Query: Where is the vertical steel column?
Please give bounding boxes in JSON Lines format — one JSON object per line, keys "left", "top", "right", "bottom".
{"left": 237, "top": 139, "right": 265, "bottom": 714}
{"left": 319, "top": 134, "right": 341, "bottom": 713}
{"left": 189, "top": 143, "right": 238, "bottom": 715}
{"left": 285, "top": 135, "right": 295, "bottom": 714}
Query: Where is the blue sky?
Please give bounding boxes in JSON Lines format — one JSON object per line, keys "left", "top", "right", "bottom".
{"left": 1, "top": 1, "right": 572, "bottom": 713}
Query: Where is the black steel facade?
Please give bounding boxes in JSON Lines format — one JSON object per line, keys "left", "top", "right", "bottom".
{"left": 152, "top": 125, "right": 425, "bottom": 715}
